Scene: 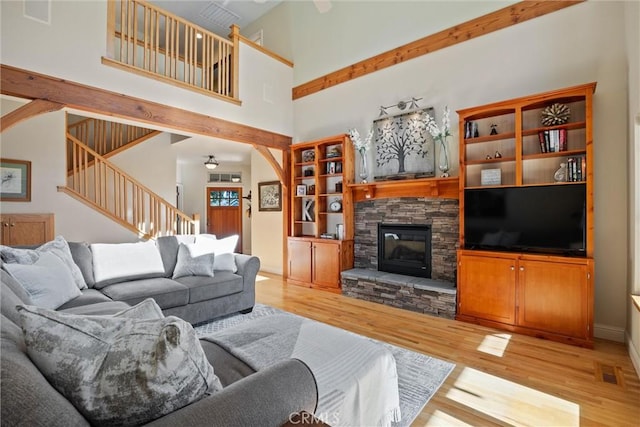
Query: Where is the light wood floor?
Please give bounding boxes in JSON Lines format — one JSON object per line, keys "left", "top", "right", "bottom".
{"left": 254, "top": 273, "right": 640, "bottom": 427}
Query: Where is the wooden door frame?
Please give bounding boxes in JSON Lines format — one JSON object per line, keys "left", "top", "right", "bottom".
{"left": 205, "top": 186, "right": 243, "bottom": 253}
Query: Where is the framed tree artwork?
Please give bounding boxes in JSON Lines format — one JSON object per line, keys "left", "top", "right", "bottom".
{"left": 0, "top": 158, "right": 31, "bottom": 202}
{"left": 258, "top": 181, "right": 282, "bottom": 211}
{"left": 373, "top": 107, "right": 435, "bottom": 180}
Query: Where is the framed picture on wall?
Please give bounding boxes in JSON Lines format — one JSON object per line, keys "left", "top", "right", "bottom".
{"left": 0, "top": 158, "right": 31, "bottom": 202}
{"left": 258, "top": 181, "right": 282, "bottom": 211}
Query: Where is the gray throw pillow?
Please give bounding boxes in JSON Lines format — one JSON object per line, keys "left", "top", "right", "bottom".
{"left": 3, "top": 252, "right": 82, "bottom": 309}
{"left": 0, "top": 235, "right": 88, "bottom": 290}
{"left": 172, "top": 243, "right": 215, "bottom": 279}
{"left": 17, "top": 304, "right": 222, "bottom": 426}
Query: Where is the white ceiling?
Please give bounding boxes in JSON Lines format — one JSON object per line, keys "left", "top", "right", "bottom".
{"left": 148, "top": 0, "right": 283, "bottom": 39}
{"left": 170, "top": 134, "right": 255, "bottom": 166}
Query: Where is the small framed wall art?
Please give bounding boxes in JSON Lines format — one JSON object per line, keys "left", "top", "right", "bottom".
{"left": 258, "top": 181, "right": 282, "bottom": 211}
{"left": 0, "top": 158, "right": 31, "bottom": 202}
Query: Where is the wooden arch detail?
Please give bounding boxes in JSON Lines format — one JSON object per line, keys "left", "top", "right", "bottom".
{"left": 0, "top": 99, "right": 64, "bottom": 133}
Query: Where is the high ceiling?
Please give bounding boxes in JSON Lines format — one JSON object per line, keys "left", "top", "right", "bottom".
{"left": 144, "top": 1, "right": 285, "bottom": 166}
{"left": 148, "top": 0, "right": 283, "bottom": 39}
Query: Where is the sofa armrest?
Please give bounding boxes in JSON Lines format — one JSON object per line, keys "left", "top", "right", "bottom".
{"left": 145, "top": 359, "right": 317, "bottom": 427}
{"left": 234, "top": 254, "right": 260, "bottom": 291}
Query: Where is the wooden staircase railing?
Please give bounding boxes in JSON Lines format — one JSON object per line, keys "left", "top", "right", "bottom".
{"left": 67, "top": 116, "right": 160, "bottom": 158}
{"left": 104, "top": 0, "right": 239, "bottom": 102}
{"left": 58, "top": 134, "right": 199, "bottom": 239}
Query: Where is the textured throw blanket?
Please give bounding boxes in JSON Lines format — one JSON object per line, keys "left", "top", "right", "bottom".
{"left": 205, "top": 314, "right": 401, "bottom": 427}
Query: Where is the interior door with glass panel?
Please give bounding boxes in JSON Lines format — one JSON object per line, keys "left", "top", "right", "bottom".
{"left": 206, "top": 187, "right": 242, "bottom": 253}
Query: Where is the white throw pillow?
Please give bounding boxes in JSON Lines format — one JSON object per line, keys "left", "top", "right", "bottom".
{"left": 3, "top": 252, "right": 82, "bottom": 309}
{"left": 17, "top": 304, "right": 222, "bottom": 426}
{"left": 195, "top": 235, "right": 239, "bottom": 272}
{"left": 172, "top": 243, "right": 215, "bottom": 279}
{"left": 0, "top": 236, "right": 88, "bottom": 290}
{"left": 91, "top": 240, "right": 165, "bottom": 288}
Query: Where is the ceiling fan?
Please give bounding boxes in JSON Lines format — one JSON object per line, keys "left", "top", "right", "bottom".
{"left": 254, "top": 0, "right": 332, "bottom": 14}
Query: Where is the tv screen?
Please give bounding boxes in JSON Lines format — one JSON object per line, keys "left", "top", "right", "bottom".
{"left": 464, "top": 184, "right": 586, "bottom": 256}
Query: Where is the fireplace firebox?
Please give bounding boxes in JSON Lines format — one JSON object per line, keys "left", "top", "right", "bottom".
{"left": 377, "top": 223, "right": 431, "bottom": 278}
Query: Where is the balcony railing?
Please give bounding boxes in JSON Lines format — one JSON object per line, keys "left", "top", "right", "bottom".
{"left": 67, "top": 116, "right": 159, "bottom": 157}
{"left": 104, "top": 0, "right": 239, "bottom": 102}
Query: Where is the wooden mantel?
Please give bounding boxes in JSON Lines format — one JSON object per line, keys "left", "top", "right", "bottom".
{"left": 348, "top": 177, "right": 459, "bottom": 202}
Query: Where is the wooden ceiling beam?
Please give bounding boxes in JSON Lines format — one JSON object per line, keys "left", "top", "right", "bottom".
{"left": 0, "top": 99, "right": 64, "bottom": 133}
{"left": 292, "top": 1, "right": 584, "bottom": 100}
{"left": 1, "top": 64, "right": 292, "bottom": 151}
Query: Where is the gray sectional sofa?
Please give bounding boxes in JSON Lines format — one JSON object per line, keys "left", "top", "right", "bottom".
{"left": 0, "top": 235, "right": 319, "bottom": 426}
{"left": 63, "top": 235, "right": 260, "bottom": 324}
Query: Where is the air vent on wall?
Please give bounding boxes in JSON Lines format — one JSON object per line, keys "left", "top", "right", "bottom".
{"left": 198, "top": 2, "right": 240, "bottom": 30}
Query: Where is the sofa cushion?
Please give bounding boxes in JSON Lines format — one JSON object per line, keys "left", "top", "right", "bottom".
{"left": 100, "top": 278, "right": 189, "bottom": 309}
{"left": 172, "top": 243, "right": 215, "bottom": 279}
{"left": 174, "top": 271, "right": 243, "bottom": 304}
{"left": 91, "top": 240, "right": 165, "bottom": 289}
{"left": 16, "top": 304, "right": 222, "bottom": 426}
{"left": 1, "top": 314, "right": 90, "bottom": 427}
{"left": 57, "top": 288, "right": 115, "bottom": 310}
{"left": 1, "top": 236, "right": 88, "bottom": 290}
{"left": 67, "top": 241, "right": 95, "bottom": 288}
{"left": 156, "top": 235, "right": 197, "bottom": 278}
{"left": 59, "top": 301, "right": 132, "bottom": 316}
{"left": 3, "top": 252, "right": 82, "bottom": 309}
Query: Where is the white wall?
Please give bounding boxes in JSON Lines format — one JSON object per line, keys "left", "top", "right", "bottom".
{"left": 0, "top": 1, "right": 293, "bottom": 137}
{"left": 287, "top": 2, "right": 629, "bottom": 338}
{"left": 109, "top": 133, "right": 176, "bottom": 204}
{"left": 0, "top": 98, "right": 140, "bottom": 243}
{"left": 624, "top": 0, "right": 640, "bottom": 375}
{"left": 251, "top": 148, "right": 284, "bottom": 274}
{"left": 245, "top": 1, "right": 518, "bottom": 86}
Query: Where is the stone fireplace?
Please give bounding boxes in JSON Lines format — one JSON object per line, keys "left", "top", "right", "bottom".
{"left": 354, "top": 197, "right": 458, "bottom": 282}
{"left": 378, "top": 223, "right": 432, "bottom": 278}
{"left": 341, "top": 197, "right": 459, "bottom": 319}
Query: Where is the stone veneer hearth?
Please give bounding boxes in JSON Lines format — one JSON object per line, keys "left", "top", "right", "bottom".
{"left": 353, "top": 197, "right": 459, "bottom": 282}
{"left": 341, "top": 197, "right": 459, "bottom": 318}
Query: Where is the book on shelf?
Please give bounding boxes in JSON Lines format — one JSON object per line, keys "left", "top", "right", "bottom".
{"left": 566, "top": 155, "right": 585, "bottom": 182}
{"left": 538, "top": 128, "right": 568, "bottom": 154}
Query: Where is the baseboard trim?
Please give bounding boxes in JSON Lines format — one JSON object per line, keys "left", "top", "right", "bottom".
{"left": 594, "top": 323, "right": 626, "bottom": 342}
{"left": 627, "top": 332, "right": 640, "bottom": 379}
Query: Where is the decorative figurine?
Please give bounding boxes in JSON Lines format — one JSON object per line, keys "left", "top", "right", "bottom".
{"left": 554, "top": 163, "right": 567, "bottom": 182}
{"left": 494, "top": 150, "right": 502, "bottom": 158}
{"left": 490, "top": 124, "right": 498, "bottom": 135}
{"left": 486, "top": 154, "right": 493, "bottom": 160}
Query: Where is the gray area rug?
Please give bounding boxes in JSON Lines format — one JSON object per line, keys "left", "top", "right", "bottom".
{"left": 195, "top": 304, "right": 455, "bottom": 427}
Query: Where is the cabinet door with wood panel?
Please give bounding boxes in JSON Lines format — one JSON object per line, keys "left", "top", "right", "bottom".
{"left": 517, "top": 258, "right": 592, "bottom": 339}
{"left": 288, "top": 239, "right": 312, "bottom": 283}
{"left": 458, "top": 252, "right": 517, "bottom": 324}
{"left": 0, "top": 214, "right": 54, "bottom": 246}
{"left": 312, "top": 240, "right": 341, "bottom": 290}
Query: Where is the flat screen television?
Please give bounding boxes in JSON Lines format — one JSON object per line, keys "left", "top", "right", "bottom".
{"left": 464, "top": 184, "right": 586, "bottom": 256}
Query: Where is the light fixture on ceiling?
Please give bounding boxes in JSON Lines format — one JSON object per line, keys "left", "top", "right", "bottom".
{"left": 204, "top": 155, "right": 219, "bottom": 170}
